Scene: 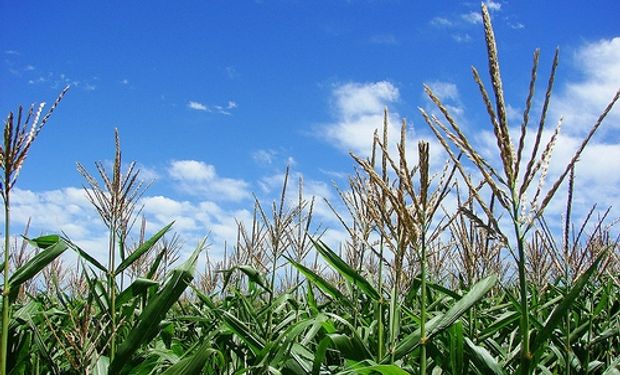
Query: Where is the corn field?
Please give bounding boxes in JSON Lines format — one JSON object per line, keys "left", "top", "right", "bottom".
{"left": 2, "top": 5, "right": 620, "bottom": 375}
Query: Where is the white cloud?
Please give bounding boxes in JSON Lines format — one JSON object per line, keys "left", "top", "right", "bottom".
{"left": 252, "top": 149, "right": 277, "bottom": 166}
{"left": 508, "top": 21, "right": 525, "bottom": 30}
{"left": 168, "top": 160, "right": 250, "bottom": 202}
{"left": 461, "top": 12, "right": 483, "bottom": 25}
{"left": 552, "top": 37, "right": 620, "bottom": 134}
{"left": 320, "top": 81, "right": 401, "bottom": 157}
{"left": 452, "top": 34, "right": 473, "bottom": 43}
{"left": 188, "top": 101, "right": 208, "bottom": 111}
{"left": 425, "top": 81, "right": 460, "bottom": 102}
{"left": 430, "top": 17, "right": 453, "bottom": 28}
{"left": 333, "top": 81, "right": 399, "bottom": 119}
{"left": 485, "top": 0, "right": 502, "bottom": 12}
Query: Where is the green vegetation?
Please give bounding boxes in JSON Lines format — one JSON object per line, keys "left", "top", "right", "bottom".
{"left": 1, "top": 5, "right": 619, "bottom": 374}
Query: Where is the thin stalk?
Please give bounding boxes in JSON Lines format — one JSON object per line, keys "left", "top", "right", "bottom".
{"left": 420, "top": 228, "right": 428, "bottom": 375}
{"left": 266, "top": 243, "right": 278, "bottom": 339}
{"left": 377, "top": 238, "right": 385, "bottom": 361}
{"left": 1, "top": 191, "right": 10, "bottom": 375}
{"left": 512, "top": 198, "right": 531, "bottom": 374}
{"left": 108, "top": 219, "right": 118, "bottom": 361}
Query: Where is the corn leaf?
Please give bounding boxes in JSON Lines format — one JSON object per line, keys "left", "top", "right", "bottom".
{"left": 465, "top": 337, "right": 507, "bottom": 374}
{"left": 530, "top": 251, "right": 605, "bottom": 357}
{"left": 9, "top": 236, "right": 68, "bottom": 301}
{"left": 109, "top": 239, "right": 203, "bottom": 373}
{"left": 114, "top": 221, "right": 174, "bottom": 276}
{"left": 288, "top": 258, "right": 352, "bottom": 308}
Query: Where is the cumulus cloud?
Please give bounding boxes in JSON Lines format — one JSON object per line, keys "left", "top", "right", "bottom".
{"left": 552, "top": 37, "right": 620, "bottom": 134}
{"left": 321, "top": 81, "right": 403, "bottom": 156}
{"left": 470, "top": 37, "right": 620, "bottom": 224}
{"left": 8, "top": 187, "right": 109, "bottom": 261}
{"left": 168, "top": 160, "right": 250, "bottom": 202}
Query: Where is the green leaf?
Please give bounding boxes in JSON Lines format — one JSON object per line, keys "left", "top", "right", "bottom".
{"left": 530, "top": 251, "right": 605, "bottom": 357}
{"left": 312, "top": 239, "right": 380, "bottom": 301}
{"left": 217, "top": 265, "right": 271, "bottom": 292}
{"left": 114, "top": 221, "right": 174, "bottom": 276}
{"left": 65, "top": 238, "right": 107, "bottom": 273}
{"left": 312, "top": 334, "right": 370, "bottom": 375}
{"left": 220, "top": 310, "right": 265, "bottom": 354}
{"left": 109, "top": 238, "right": 204, "bottom": 373}
{"left": 92, "top": 356, "right": 110, "bottom": 375}
{"left": 9, "top": 236, "right": 68, "bottom": 300}
{"left": 160, "top": 340, "right": 223, "bottom": 375}
{"left": 465, "top": 338, "right": 507, "bottom": 375}
{"left": 389, "top": 275, "right": 497, "bottom": 362}
{"left": 116, "top": 278, "right": 159, "bottom": 307}
{"left": 288, "top": 258, "right": 352, "bottom": 308}
{"left": 340, "top": 361, "right": 412, "bottom": 374}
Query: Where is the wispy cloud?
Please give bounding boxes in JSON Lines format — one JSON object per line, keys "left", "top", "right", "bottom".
{"left": 188, "top": 99, "right": 237, "bottom": 115}
{"left": 430, "top": 16, "right": 453, "bottom": 28}
{"left": 188, "top": 100, "right": 208, "bottom": 111}
{"left": 369, "top": 33, "right": 398, "bottom": 45}
{"left": 225, "top": 66, "right": 239, "bottom": 79}
{"left": 461, "top": 12, "right": 482, "bottom": 25}
{"left": 452, "top": 33, "right": 473, "bottom": 43}
{"left": 485, "top": 0, "right": 502, "bottom": 12}
{"left": 25, "top": 71, "right": 97, "bottom": 91}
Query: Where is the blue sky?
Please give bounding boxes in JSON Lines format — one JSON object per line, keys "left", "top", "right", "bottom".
{"left": 1, "top": 1, "right": 619, "bottom": 261}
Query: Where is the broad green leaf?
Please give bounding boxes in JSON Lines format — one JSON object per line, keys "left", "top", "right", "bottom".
{"left": 92, "top": 356, "right": 109, "bottom": 375}
{"left": 449, "top": 321, "right": 464, "bottom": 375}
{"left": 312, "top": 239, "right": 380, "bottom": 301}
{"left": 116, "top": 277, "right": 159, "bottom": 307}
{"left": 218, "top": 265, "right": 271, "bottom": 292}
{"left": 10, "top": 236, "right": 68, "bottom": 300}
{"left": 220, "top": 310, "right": 265, "bottom": 354}
{"left": 109, "top": 239, "right": 204, "bottom": 373}
{"left": 465, "top": 338, "right": 507, "bottom": 375}
{"left": 114, "top": 221, "right": 174, "bottom": 275}
{"left": 160, "top": 340, "right": 223, "bottom": 375}
{"left": 312, "top": 334, "right": 370, "bottom": 375}
{"left": 428, "top": 275, "right": 497, "bottom": 338}
{"left": 389, "top": 275, "right": 497, "bottom": 362}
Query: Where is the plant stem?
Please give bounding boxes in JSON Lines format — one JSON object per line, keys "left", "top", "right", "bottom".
{"left": 108, "top": 222, "right": 118, "bottom": 361}
{"left": 1, "top": 192, "right": 10, "bottom": 375}
{"left": 420, "top": 228, "right": 428, "bottom": 375}
{"left": 513, "top": 215, "right": 531, "bottom": 374}
{"left": 377, "top": 238, "right": 385, "bottom": 361}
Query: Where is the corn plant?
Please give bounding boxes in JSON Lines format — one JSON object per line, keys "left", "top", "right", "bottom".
{"left": 0, "top": 87, "right": 68, "bottom": 375}
{"left": 420, "top": 4, "right": 619, "bottom": 373}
